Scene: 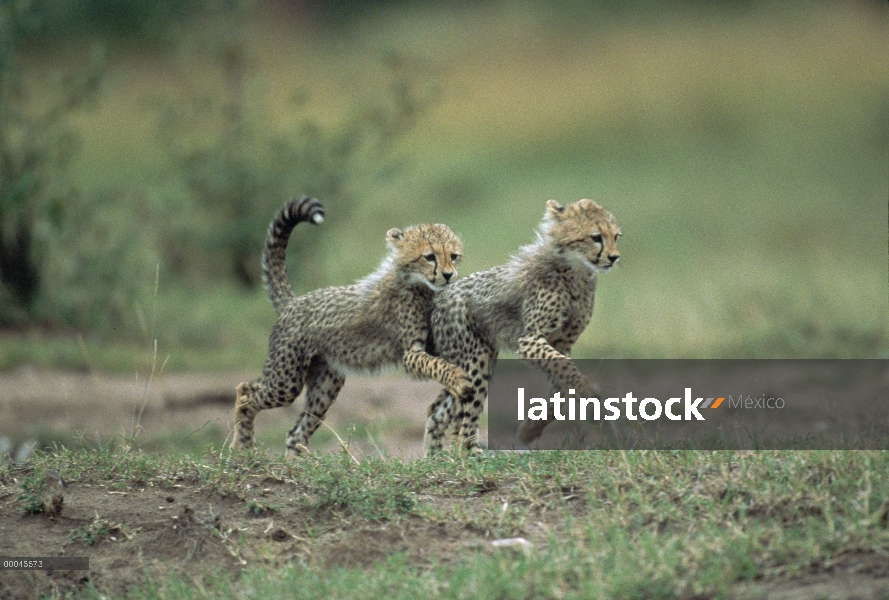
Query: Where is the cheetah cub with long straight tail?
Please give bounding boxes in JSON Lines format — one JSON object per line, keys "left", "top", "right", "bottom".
{"left": 232, "top": 196, "right": 471, "bottom": 457}
{"left": 424, "top": 198, "right": 621, "bottom": 454}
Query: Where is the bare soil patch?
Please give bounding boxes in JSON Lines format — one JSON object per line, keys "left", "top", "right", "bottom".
{"left": 0, "top": 368, "right": 437, "bottom": 458}
{"left": 2, "top": 370, "right": 888, "bottom": 599}
{"left": 3, "top": 466, "right": 888, "bottom": 600}
{"left": 0, "top": 476, "right": 474, "bottom": 598}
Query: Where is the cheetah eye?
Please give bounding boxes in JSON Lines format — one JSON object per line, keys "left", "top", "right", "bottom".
{"left": 590, "top": 234, "right": 603, "bottom": 244}
{"left": 450, "top": 253, "right": 461, "bottom": 261}
{"left": 423, "top": 253, "right": 436, "bottom": 263}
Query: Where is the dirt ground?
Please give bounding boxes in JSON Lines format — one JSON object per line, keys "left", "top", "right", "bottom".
{"left": 0, "top": 471, "right": 490, "bottom": 598}
{"left": 1, "top": 369, "right": 888, "bottom": 599}
{"left": 0, "top": 367, "right": 436, "bottom": 459}
{"left": 3, "top": 473, "right": 887, "bottom": 600}
{"left": 0, "top": 369, "right": 451, "bottom": 598}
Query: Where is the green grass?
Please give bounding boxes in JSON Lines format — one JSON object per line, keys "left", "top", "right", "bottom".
{"left": 4, "top": 446, "right": 889, "bottom": 598}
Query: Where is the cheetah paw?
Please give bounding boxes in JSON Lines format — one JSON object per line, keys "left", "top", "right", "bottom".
{"left": 450, "top": 371, "right": 474, "bottom": 400}
{"left": 579, "top": 377, "right": 602, "bottom": 399}
{"left": 285, "top": 444, "right": 310, "bottom": 460}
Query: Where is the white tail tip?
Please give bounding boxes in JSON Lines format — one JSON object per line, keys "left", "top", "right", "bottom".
{"left": 311, "top": 214, "right": 324, "bottom": 224}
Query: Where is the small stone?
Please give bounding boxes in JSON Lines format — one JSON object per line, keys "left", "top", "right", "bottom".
{"left": 491, "top": 537, "right": 531, "bottom": 552}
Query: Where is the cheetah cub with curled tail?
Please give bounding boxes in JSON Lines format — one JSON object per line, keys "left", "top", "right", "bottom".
{"left": 232, "top": 196, "right": 472, "bottom": 457}
{"left": 424, "top": 198, "right": 621, "bottom": 454}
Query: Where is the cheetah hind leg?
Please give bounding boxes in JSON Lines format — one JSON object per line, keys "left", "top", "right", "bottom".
{"left": 285, "top": 359, "right": 345, "bottom": 460}
{"left": 232, "top": 381, "right": 263, "bottom": 450}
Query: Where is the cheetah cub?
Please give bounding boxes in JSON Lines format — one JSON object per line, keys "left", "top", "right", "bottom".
{"left": 232, "top": 196, "right": 471, "bottom": 457}
{"left": 424, "top": 198, "right": 621, "bottom": 454}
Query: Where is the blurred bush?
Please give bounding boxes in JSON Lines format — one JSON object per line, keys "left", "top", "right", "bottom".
{"left": 35, "top": 190, "right": 161, "bottom": 337}
{"left": 2, "top": 0, "right": 437, "bottom": 340}
{"left": 0, "top": 0, "right": 107, "bottom": 328}
{"left": 11, "top": 0, "right": 201, "bottom": 41}
{"left": 154, "top": 9, "right": 436, "bottom": 288}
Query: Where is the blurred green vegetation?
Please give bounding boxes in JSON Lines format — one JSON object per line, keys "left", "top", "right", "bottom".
{"left": 0, "top": 0, "right": 886, "bottom": 371}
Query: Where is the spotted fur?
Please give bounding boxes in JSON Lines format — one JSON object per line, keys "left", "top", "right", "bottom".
{"left": 232, "top": 196, "right": 471, "bottom": 457}
{"left": 424, "top": 199, "right": 621, "bottom": 453}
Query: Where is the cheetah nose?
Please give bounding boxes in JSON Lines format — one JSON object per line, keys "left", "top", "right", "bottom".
{"left": 442, "top": 271, "right": 453, "bottom": 282}
{"left": 607, "top": 255, "right": 620, "bottom": 264}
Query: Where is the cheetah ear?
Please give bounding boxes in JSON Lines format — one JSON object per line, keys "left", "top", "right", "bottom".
{"left": 545, "top": 199, "right": 566, "bottom": 218}
{"left": 386, "top": 228, "right": 404, "bottom": 246}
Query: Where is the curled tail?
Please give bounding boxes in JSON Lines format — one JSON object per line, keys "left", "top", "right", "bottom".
{"left": 263, "top": 196, "right": 325, "bottom": 314}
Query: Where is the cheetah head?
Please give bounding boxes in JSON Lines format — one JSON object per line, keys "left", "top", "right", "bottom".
{"left": 387, "top": 223, "right": 463, "bottom": 291}
{"left": 543, "top": 198, "right": 621, "bottom": 273}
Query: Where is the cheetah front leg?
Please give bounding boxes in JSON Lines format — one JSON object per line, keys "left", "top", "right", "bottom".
{"left": 423, "top": 354, "right": 489, "bottom": 456}
{"left": 406, "top": 345, "right": 478, "bottom": 455}
{"left": 403, "top": 345, "right": 473, "bottom": 401}
{"left": 424, "top": 389, "right": 454, "bottom": 455}
{"left": 515, "top": 335, "right": 599, "bottom": 444}
{"left": 452, "top": 386, "right": 487, "bottom": 454}
{"left": 509, "top": 290, "right": 599, "bottom": 444}
{"left": 449, "top": 348, "right": 494, "bottom": 455}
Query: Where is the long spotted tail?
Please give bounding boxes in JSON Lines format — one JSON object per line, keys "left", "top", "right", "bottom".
{"left": 262, "top": 196, "right": 325, "bottom": 314}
